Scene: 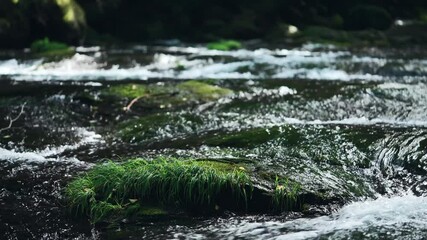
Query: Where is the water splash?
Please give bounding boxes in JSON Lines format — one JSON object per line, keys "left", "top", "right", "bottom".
{"left": 175, "top": 195, "right": 427, "bottom": 240}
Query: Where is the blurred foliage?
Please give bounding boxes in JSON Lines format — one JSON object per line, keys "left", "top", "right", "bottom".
{"left": 345, "top": 5, "right": 392, "bottom": 30}
{"left": 0, "top": 0, "right": 427, "bottom": 47}
{"left": 54, "top": 0, "right": 86, "bottom": 30}
{"left": 0, "top": 0, "right": 86, "bottom": 48}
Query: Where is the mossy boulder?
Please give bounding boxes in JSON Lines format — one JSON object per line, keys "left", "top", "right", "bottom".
{"left": 65, "top": 158, "right": 302, "bottom": 223}
{"left": 198, "top": 125, "right": 375, "bottom": 202}
{"left": 102, "top": 84, "right": 147, "bottom": 99}
{"left": 100, "top": 81, "right": 233, "bottom": 110}
{"left": 177, "top": 80, "right": 233, "bottom": 101}
{"left": 30, "top": 38, "right": 74, "bottom": 57}
{"left": 207, "top": 40, "right": 242, "bottom": 51}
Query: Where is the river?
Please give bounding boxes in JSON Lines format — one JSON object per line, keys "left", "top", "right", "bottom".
{"left": 1, "top": 43, "right": 427, "bottom": 239}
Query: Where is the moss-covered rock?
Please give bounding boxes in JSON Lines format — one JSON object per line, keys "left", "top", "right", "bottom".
{"left": 30, "top": 37, "right": 74, "bottom": 57}
{"left": 102, "top": 84, "right": 147, "bottom": 99}
{"left": 194, "top": 125, "right": 375, "bottom": 203}
{"left": 66, "top": 158, "right": 300, "bottom": 223}
{"left": 177, "top": 80, "right": 233, "bottom": 101}
{"left": 100, "top": 81, "right": 233, "bottom": 110}
{"left": 207, "top": 40, "right": 242, "bottom": 51}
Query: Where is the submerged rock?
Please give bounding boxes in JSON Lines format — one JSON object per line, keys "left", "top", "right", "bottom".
{"left": 100, "top": 81, "right": 233, "bottom": 110}
{"left": 117, "top": 113, "right": 204, "bottom": 144}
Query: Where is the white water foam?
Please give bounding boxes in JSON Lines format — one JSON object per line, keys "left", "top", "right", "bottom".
{"left": 0, "top": 128, "right": 103, "bottom": 165}
{"left": 1, "top": 46, "right": 425, "bottom": 81}
{"left": 181, "top": 195, "right": 427, "bottom": 239}
{"left": 225, "top": 114, "right": 427, "bottom": 129}
{"left": 278, "top": 195, "right": 427, "bottom": 239}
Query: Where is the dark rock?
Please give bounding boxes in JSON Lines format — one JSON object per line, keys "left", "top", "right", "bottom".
{"left": 345, "top": 5, "right": 393, "bottom": 30}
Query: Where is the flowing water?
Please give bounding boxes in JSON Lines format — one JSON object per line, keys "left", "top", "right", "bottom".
{"left": 1, "top": 43, "right": 427, "bottom": 239}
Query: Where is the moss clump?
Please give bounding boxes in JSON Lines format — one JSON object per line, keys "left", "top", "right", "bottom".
{"left": 102, "top": 84, "right": 147, "bottom": 99}
{"left": 207, "top": 40, "right": 242, "bottom": 51}
{"left": 177, "top": 80, "right": 233, "bottom": 101}
{"left": 137, "top": 206, "right": 167, "bottom": 216}
{"left": 272, "top": 176, "right": 301, "bottom": 211}
{"left": 30, "top": 38, "right": 74, "bottom": 56}
{"left": 100, "top": 81, "right": 233, "bottom": 109}
{"left": 65, "top": 158, "right": 252, "bottom": 223}
{"left": 66, "top": 158, "right": 306, "bottom": 223}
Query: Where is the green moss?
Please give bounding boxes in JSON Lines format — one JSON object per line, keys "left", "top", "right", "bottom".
{"left": 65, "top": 158, "right": 252, "bottom": 223}
{"left": 65, "top": 157, "right": 307, "bottom": 224}
{"left": 100, "top": 81, "right": 232, "bottom": 109}
{"left": 102, "top": 84, "right": 147, "bottom": 99}
{"left": 207, "top": 40, "right": 242, "bottom": 51}
{"left": 30, "top": 38, "right": 74, "bottom": 56}
{"left": 272, "top": 176, "right": 301, "bottom": 211}
{"left": 177, "top": 80, "right": 233, "bottom": 101}
{"left": 175, "top": 64, "right": 185, "bottom": 71}
{"left": 138, "top": 206, "right": 167, "bottom": 216}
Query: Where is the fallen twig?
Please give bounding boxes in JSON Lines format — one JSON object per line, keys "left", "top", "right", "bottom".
{"left": 123, "top": 96, "right": 143, "bottom": 111}
{"left": 122, "top": 92, "right": 178, "bottom": 111}
{"left": 0, "top": 102, "right": 26, "bottom": 133}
